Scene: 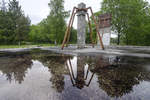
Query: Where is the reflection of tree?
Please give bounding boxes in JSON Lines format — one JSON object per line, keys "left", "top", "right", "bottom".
{"left": 0, "top": 54, "right": 32, "bottom": 84}
{"left": 1, "top": 49, "right": 149, "bottom": 98}
{"left": 96, "top": 65, "right": 140, "bottom": 97}
{"left": 86, "top": 55, "right": 150, "bottom": 97}
{"left": 34, "top": 53, "right": 71, "bottom": 93}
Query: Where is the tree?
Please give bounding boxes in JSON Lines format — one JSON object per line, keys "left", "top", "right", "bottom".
{"left": 0, "top": 8, "right": 14, "bottom": 44}
{"left": 47, "top": 0, "right": 69, "bottom": 44}
{"left": 101, "top": 0, "right": 150, "bottom": 45}
{"left": 69, "top": 27, "right": 77, "bottom": 44}
{"left": 8, "top": 0, "right": 31, "bottom": 45}
{"left": 29, "top": 22, "right": 52, "bottom": 43}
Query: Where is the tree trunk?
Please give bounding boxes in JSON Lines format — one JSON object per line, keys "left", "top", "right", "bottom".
{"left": 54, "top": 40, "right": 57, "bottom": 45}
{"left": 126, "top": 37, "right": 129, "bottom": 45}
{"left": 117, "top": 34, "right": 120, "bottom": 45}
{"left": 18, "top": 41, "right": 21, "bottom": 46}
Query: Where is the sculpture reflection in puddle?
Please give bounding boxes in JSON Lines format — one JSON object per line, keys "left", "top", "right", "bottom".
{"left": 66, "top": 56, "right": 95, "bottom": 89}
{"left": 1, "top": 50, "right": 150, "bottom": 99}
{"left": 66, "top": 55, "right": 150, "bottom": 98}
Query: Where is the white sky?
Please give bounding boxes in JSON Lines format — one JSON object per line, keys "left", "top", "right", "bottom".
{"left": 18, "top": 0, "right": 103, "bottom": 25}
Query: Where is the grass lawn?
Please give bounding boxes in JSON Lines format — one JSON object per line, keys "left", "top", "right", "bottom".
{"left": 0, "top": 44, "right": 56, "bottom": 49}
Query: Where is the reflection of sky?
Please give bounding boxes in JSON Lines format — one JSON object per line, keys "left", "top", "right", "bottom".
{"left": 0, "top": 71, "right": 2, "bottom": 75}
{"left": 12, "top": 0, "right": 102, "bottom": 25}
{"left": 127, "top": 81, "right": 150, "bottom": 100}
{"left": 0, "top": 60, "right": 55, "bottom": 100}
{"left": 0, "top": 57, "right": 150, "bottom": 100}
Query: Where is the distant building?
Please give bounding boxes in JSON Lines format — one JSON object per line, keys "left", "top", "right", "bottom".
{"left": 98, "top": 13, "right": 112, "bottom": 46}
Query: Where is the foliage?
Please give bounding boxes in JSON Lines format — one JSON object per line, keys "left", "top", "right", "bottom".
{"left": 47, "top": 0, "right": 69, "bottom": 44}
{"left": 101, "top": 0, "right": 150, "bottom": 45}
{"left": 29, "top": 23, "right": 51, "bottom": 43}
{"left": 86, "top": 11, "right": 103, "bottom": 44}
{"left": 0, "top": 11, "right": 14, "bottom": 44}
{"left": 0, "top": 0, "right": 30, "bottom": 45}
{"left": 29, "top": 0, "right": 75, "bottom": 44}
{"left": 69, "top": 27, "right": 77, "bottom": 43}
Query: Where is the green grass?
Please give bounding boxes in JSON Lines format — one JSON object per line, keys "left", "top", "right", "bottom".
{"left": 0, "top": 44, "right": 56, "bottom": 49}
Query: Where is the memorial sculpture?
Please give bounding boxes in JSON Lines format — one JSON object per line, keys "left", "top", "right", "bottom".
{"left": 61, "top": 3, "right": 104, "bottom": 50}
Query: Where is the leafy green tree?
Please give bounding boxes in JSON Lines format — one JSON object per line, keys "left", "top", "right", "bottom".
{"left": 101, "top": 0, "right": 150, "bottom": 45}
{"left": 47, "top": 0, "right": 69, "bottom": 44}
{"left": 28, "top": 25, "right": 42, "bottom": 43}
{"left": 8, "top": 0, "right": 30, "bottom": 45}
{"left": 69, "top": 27, "right": 77, "bottom": 44}
{"left": 0, "top": 10, "right": 14, "bottom": 44}
{"left": 29, "top": 22, "right": 51, "bottom": 43}
{"left": 38, "top": 19, "right": 52, "bottom": 43}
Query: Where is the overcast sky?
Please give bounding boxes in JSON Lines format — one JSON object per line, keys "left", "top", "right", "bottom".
{"left": 18, "top": 0, "right": 102, "bottom": 25}
{"left": 3, "top": 0, "right": 150, "bottom": 26}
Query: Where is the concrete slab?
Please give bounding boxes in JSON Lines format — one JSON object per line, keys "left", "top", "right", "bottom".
{"left": 0, "top": 46, "right": 150, "bottom": 58}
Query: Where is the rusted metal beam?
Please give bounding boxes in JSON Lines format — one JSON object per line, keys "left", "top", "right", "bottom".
{"left": 76, "top": 8, "right": 88, "bottom": 12}
{"left": 66, "top": 12, "right": 77, "bottom": 47}
{"left": 68, "top": 59, "right": 76, "bottom": 80}
{"left": 66, "top": 62, "right": 75, "bottom": 86}
{"left": 84, "top": 65, "right": 89, "bottom": 80}
{"left": 88, "top": 7, "right": 105, "bottom": 50}
{"left": 61, "top": 7, "right": 76, "bottom": 50}
{"left": 62, "top": 6, "right": 104, "bottom": 50}
{"left": 86, "top": 73, "right": 95, "bottom": 86}
{"left": 86, "top": 13, "right": 94, "bottom": 48}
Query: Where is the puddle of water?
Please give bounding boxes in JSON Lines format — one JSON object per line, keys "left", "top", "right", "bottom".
{"left": 0, "top": 50, "right": 150, "bottom": 100}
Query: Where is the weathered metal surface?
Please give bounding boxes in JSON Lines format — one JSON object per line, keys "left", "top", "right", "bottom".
{"left": 98, "top": 27, "right": 111, "bottom": 46}
{"left": 98, "top": 13, "right": 112, "bottom": 46}
{"left": 88, "top": 7, "right": 105, "bottom": 50}
{"left": 61, "top": 7, "right": 76, "bottom": 50}
{"left": 66, "top": 12, "right": 77, "bottom": 46}
{"left": 99, "top": 13, "right": 111, "bottom": 28}
{"left": 61, "top": 3, "right": 105, "bottom": 50}
{"left": 87, "top": 13, "right": 94, "bottom": 48}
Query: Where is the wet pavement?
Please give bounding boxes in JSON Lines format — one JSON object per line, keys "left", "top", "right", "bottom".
{"left": 0, "top": 49, "right": 150, "bottom": 100}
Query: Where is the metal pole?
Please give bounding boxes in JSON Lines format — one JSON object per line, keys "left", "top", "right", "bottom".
{"left": 66, "top": 62, "right": 75, "bottom": 86}
{"left": 61, "top": 7, "right": 76, "bottom": 50}
{"left": 86, "top": 73, "right": 94, "bottom": 86}
{"left": 69, "top": 59, "right": 76, "bottom": 80}
{"left": 87, "top": 13, "right": 94, "bottom": 48}
{"left": 88, "top": 7, "right": 105, "bottom": 50}
{"left": 66, "top": 12, "right": 77, "bottom": 46}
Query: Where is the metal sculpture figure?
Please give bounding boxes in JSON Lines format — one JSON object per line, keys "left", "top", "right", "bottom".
{"left": 66, "top": 58, "right": 95, "bottom": 89}
{"left": 61, "top": 5, "right": 104, "bottom": 50}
